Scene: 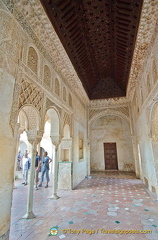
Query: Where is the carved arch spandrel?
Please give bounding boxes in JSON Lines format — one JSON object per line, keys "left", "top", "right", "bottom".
{"left": 10, "top": 78, "right": 44, "bottom": 135}
{"left": 19, "top": 79, "right": 43, "bottom": 113}
{"left": 18, "top": 105, "right": 39, "bottom": 133}
{"left": 45, "top": 98, "right": 61, "bottom": 116}
{"left": 89, "top": 108, "right": 130, "bottom": 127}
{"left": 62, "top": 111, "right": 72, "bottom": 137}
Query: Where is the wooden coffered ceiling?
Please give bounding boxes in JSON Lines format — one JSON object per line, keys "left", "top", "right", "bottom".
{"left": 40, "top": 0, "right": 143, "bottom": 100}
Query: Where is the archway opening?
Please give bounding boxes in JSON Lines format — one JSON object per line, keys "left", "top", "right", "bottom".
{"left": 11, "top": 105, "right": 40, "bottom": 226}
{"left": 90, "top": 114, "right": 134, "bottom": 172}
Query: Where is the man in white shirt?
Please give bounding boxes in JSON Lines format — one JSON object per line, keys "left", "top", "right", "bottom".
{"left": 22, "top": 152, "right": 31, "bottom": 185}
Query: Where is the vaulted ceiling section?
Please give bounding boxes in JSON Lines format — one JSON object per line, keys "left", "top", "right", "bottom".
{"left": 40, "top": 0, "right": 143, "bottom": 100}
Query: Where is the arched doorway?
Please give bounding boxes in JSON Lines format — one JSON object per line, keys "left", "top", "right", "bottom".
{"left": 42, "top": 107, "right": 61, "bottom": 198}
{"left": 40, "top": 120, "right": 54, "bottom": 173}
{"left": 90, "top": 114, "right": 134, "bottom": 172}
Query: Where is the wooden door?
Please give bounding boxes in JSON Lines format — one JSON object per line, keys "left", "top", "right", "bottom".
{"left": 104, "top": 143, "right": 118, "bottom": 170}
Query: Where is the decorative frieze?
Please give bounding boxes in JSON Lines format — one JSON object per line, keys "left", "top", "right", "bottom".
{"left": 89, "top": 97, "right": 128, "bottom": 107}
{"left": 89, "top": 106, "right": 130, "bottom": 122}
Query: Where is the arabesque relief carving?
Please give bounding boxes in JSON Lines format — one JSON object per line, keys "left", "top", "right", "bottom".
{"left": 63, "top": 87, "right": 66, "bottom": 102}
{"left": 63, "top": 112, "right": 71, "bottom": 127}
{"left": 55, "top": 78, "right": 60, "bottom": 97}
{"left": 27, "top": 47, "right": 38, "bottom": 75}
{"left": 19, "top": 79, "right": 43, "bottom": 113}
{"left": 44, "top": 65, "right": 51, "bottom": 87}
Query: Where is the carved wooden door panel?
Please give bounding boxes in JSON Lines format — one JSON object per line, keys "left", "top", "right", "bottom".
{"left": 104, "top": 143, "right": 118, "bottom": 170}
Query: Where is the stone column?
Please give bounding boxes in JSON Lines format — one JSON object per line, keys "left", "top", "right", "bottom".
{"left": 23, "top": 133, "right": 42, "bottom": 219}
{"left": 86, "top": 139, "right": 91, "bottom": 176}
{"left": 23, "top": 139, "right": 37, "bottom": 219}
{"left": 13, "top": 123, "right": 21, "bottom": 188}
{"left": 49, "top": 136, "right": 61, "bottom": 200}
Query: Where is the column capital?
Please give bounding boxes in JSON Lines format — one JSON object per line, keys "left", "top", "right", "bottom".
{"left": 27, "top": 129, "right": 37, "bottom": 144}
{"left": 50, "top": 135, "right": 61, "bottom": 147}
{"left": 27, "top": 129, "right": 44, "bottom": 145}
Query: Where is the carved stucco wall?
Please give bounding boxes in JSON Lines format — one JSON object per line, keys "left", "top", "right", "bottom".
{"left": 131, "top": 28, "right": 158, "bottom": 196}
{"left": 127, "top": 0, "right": 158, "bottom": 99}
{"left": 0, "top": 8, "right": 23, "bottom": 77}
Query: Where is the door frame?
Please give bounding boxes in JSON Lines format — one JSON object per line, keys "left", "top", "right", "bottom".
{"left": 104, "top": 142, "right": 118, "bottom": 170}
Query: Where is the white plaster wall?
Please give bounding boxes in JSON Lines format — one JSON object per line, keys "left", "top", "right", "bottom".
{"left": 0, "top": 69, "right": 16, "bottom": 238}
{"left": 135, "top": 110, "right": 157, "bottom": 192}
{"left": 72, "top": 98, "right": 88, "bottom": 188}
{"left": 90, "top": 115, "right": 134, "bottom": 171}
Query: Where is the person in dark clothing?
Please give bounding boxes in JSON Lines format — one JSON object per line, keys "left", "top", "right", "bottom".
{"left": 35, "top": 151, "right": 41, "bottom": 190}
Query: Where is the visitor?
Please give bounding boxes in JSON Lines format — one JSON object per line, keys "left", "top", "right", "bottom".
{"left": 17, "top": 150, "right": 22, "bottom": 171}
{"left": 38, "top": 151, "right": 52, "bottom": 188}
{"left": 22, "top": 152, "right": 31, "bottom": 185}
{"left": 35, "top": 151, "right": 41, "bottom": 190}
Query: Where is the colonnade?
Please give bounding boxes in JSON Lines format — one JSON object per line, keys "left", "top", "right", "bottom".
{"left": 21, "top": 133, "right": 61, "bottom": 219}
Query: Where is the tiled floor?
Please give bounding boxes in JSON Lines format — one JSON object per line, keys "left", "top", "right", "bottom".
{"left": 10, "top": 171, "right": 158, "bottom": 240}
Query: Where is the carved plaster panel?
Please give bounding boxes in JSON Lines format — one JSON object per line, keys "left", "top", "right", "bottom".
{"left": 0, "top": 8, "right": 23, "bottom": 77}
{"left": 63, "top": 112, "right": 71, "bottom": 129}
{"left": 68, "top": 93, "right": 72, "bottom": 108}
{"left": 10, "top": 83, "right": 21, "bottom": 134}
{"left": 89, "top": 106, "right": 129, "bottom": 120}
{"left": 22, "top": 106, "right": 39, "bottom": 133}
{"left": 62, "top": 111, "right": 72, "bottom": 137}
{"left": 19, "top": 79, "right": 43, "bottom": 113}
{"left": 27, "top": 46, "right": 38, "bottom": 75}
{"left": 89, "top": 107, "right": 130, "bottom": 127}
{"left": 44, "top": 65, "right": 51, "bottom": 87}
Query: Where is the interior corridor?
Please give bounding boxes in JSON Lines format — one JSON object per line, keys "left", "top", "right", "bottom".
{"left": 10, "top": 172, "right": 158, "bottom": 240}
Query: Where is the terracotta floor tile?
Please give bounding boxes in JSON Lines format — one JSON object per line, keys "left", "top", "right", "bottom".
{"left": 9, "top": 171, "right": 158, "bottom": 239}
